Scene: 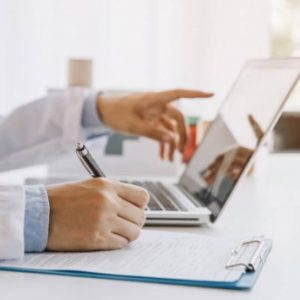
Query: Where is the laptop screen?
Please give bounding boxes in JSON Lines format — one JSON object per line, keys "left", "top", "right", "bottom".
{"left": 180, "top": 59, "right": 300, "bottom": 221}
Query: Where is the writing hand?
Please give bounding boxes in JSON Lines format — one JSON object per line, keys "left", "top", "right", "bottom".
{"left": 46, "top": 178, "right": 149, "bottom": 251}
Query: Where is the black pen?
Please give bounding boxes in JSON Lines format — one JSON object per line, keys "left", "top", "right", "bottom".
{"left": 76, "top": 142, "right": 106, "bottom": 177}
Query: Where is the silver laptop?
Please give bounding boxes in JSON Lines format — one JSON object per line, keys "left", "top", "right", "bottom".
{"left": 126, "top": 58, "right": 300, "bottom": 225}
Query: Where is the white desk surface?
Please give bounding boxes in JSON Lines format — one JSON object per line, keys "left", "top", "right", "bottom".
{"left": 1, "top": 154, "right": 300, "bottom": 300}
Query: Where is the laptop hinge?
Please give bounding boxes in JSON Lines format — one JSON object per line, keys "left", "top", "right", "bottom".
{"left": 175, "top": 183, "right": 207, "bottom": 209}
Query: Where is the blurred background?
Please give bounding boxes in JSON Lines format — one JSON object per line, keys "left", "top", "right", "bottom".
{"left": 0, "top": 0, "right": 300, "bottom": 177}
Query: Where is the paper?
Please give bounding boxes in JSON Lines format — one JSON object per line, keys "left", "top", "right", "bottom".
{"left": 0, "top": 230, "right": 247, "bottom": 282}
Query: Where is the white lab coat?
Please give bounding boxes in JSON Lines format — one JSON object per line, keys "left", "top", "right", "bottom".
{"left": 0, "top": 88, "right": 86, "bottom": 260}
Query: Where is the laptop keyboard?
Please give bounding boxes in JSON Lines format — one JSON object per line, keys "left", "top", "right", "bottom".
{"left": 125, "top": 181, "right": 188, "bottom": 212}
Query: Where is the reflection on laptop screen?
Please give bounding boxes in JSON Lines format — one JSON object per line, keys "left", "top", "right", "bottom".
{"left": 180, "top": 60, "right": 300, "bottom": 221}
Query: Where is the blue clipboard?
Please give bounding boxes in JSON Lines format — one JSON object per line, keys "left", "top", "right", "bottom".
{"left": 0, "top": 240, "right": 272, "bottom": 290}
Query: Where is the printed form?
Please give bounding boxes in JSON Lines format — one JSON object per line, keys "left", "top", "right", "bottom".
{"left": 0, "top": 230, "right": 248, "bottom": 282}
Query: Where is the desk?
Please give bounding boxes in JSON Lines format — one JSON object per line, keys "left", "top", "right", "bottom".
{"left": 1, "top": 154, "right": 300, "bottom": 300}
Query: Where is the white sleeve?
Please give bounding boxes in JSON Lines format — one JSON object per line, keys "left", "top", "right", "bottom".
{"left": 0, "top": 88, "right": 86, "bottom": 172}
{"left": 0, "top": 186, "right": 24, "bottom": 260}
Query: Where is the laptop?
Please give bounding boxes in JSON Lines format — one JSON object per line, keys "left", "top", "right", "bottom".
{"left": 125, "top": 58, "right": 300, "bottom": 225}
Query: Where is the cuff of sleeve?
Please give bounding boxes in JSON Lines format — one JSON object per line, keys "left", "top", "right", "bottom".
{"left": 24, "top": 185, "right": 50, "bottom": 253}
{"left": 82, "top": 91, "right": 112, "bottom": 139}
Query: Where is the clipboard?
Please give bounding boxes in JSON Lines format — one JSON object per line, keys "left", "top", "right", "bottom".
{"left": 0, "top": 232, "right": 272, "bottom": 290}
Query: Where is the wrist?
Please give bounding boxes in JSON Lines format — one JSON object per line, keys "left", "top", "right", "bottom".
{"left": 96, "top": 94, "right": 110, "bottom": 125}
{"left": 96, "top": 94, "right": 119, "bottom": 130}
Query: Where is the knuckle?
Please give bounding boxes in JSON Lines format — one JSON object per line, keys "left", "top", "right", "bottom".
{"left": 130, "top": 227, "right": 141, "bottom": 242}
{"left": 92, "top": 177, "right": 112, "bottom": 188}
{"left": 171, "top": 119, "right": 178, "bottom": 129}
{"left": 135, "top": 209, "right": 146, "bottom": 227}
{"left": 94, "top": 192, "right": 115, "bottom": 212}
{"left": 84, "top": 178, "right": 111, "bottom": 194}
{"left": 139, "top": 188, "right": 150, "bottom": 205}
{"left": 139, "top": 212, "right": 146, "bottom": 227}
{"left": 120, "top": 239, "right": 129, "bottom": 248}
{"left": 114, "top": 239, "right": 128, "bottom": 250}
{"left": 102, "top": 197, "right": 117, "bottom": 212}
{"left": 86, "top": 177, "right": 102, "bottom": 186}
{"left": 87, "top": 230, "right": 103, "bottom": 246}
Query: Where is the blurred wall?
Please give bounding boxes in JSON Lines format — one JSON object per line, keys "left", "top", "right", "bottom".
{"left": 156, "top": 0, "right": 271, "bottom": 118}
{"left": 0, "top": 0, "right": 270, "bottom": 118}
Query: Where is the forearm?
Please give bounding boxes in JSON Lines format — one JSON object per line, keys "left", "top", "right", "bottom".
{"left": 0, "top": 90, "right": 84, "bottom": 171}
{"left": 0, "top": 89, "right": 110, "bottom": 172}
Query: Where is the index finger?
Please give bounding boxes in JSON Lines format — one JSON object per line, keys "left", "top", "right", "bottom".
{"left": 248, "top": 114, "right": 264, "bottom": 141}
{"left": 157, "top": 89, "right": 214, "bottom": 104}
{"left": 114, "top": 181, "right": 149, "bottom": 209}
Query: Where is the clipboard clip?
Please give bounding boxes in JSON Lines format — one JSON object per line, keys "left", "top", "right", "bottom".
{"left": 226, "top": 239, "right": 265, "bottom": 272}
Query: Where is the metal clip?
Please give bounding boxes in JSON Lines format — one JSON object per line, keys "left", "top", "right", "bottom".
{"left": 226, "top": 239, "right": 265, "bottom": 272}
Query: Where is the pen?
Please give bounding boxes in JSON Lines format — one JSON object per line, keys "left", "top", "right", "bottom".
{"left": 76, "top": 142, "right": 106, "bottom": 177}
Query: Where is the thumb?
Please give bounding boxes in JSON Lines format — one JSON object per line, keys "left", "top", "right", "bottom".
{"left": 248, "top": 114, "right": 263, "bottom": 141}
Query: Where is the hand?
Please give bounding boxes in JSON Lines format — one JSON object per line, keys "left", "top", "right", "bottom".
{"left": 201, "top": 114, "right": 264, "bottom": 185}
{"left": 248, "top": 114, "right": 264, "bottom": 142}
{"left": 46, "top": 178, "right": 149, "bottom": 251}
{"left": 202, "top": 146, "right": 253, "bottom": 185}
{"left": 97, "top": 89, "right": 213, "bottom": 161}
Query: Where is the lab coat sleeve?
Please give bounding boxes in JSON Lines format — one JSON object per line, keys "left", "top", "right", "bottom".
{"left": 0, "top": 88, "right": 106, "bottom": 172}
{"left": 24, "top": 185, "right": 49, "bottom": 253}
{"left": 81, "top": 90, "right": 112, "bottom": 139}
{"left": 0, "top": 185, "right": 25, "bottom": 259}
